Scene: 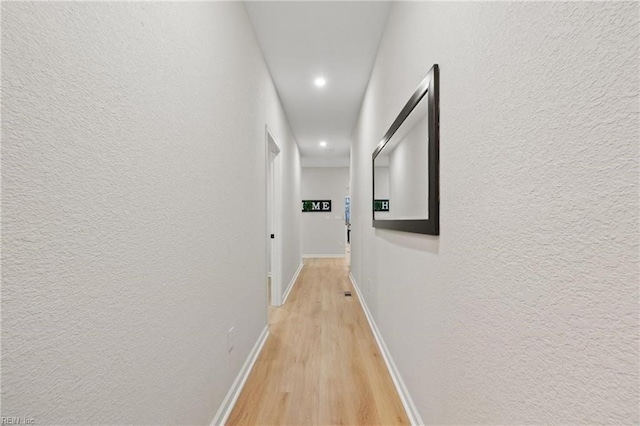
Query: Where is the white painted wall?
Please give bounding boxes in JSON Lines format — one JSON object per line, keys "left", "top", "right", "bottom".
{"left": 275, "top": 129, "right": 302, "bottom": 299}
{"left": 389, "top": 114, "right": 428, "bottom": 220}
{"left": 351, "top": 2, "right": 639, "bottom": 423}
{"left": 301, "top": 167, "right": 349, "bottom": 257}
{"left": 374, "top": 166, "right": 390, "bottom": 220}
{"left": 1, "top": 2, "right": 300, "bottom": 424}
{"left": 374, "top": 167, "right": 390, "bottom": 200}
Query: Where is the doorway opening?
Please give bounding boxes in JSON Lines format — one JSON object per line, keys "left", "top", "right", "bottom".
{"left": 345, "top": 195, "right": 351, "bottom": 266}
{"left": 266, "top": 126, "right": 282, "bottom": 316}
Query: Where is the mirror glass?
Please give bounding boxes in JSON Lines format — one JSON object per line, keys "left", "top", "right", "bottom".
{"left": 373, "top": 93, "right": 428, "bottom": 221}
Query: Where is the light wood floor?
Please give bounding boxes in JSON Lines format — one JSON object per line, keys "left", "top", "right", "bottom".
{"left": 227, "top": 258, "right": 409, "bottom": 426}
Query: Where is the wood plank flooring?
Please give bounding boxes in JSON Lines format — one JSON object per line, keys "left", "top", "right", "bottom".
{"left": 227, "top": 258, "right": 409, "bottom": 425}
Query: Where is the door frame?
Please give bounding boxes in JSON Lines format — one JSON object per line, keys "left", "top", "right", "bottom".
{"left": 265, "top": 125, "right": 283, "bottom": 307}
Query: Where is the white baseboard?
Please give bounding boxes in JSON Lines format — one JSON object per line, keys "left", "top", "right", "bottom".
{"left": 302, "top": 254, "right": 346, "bottom": 258}
{"left": 210, "top": 325, "right": 270, "bottom": 426}
{"left": 282, "top": 261, "right": 303, "bottom": 304}
{"left": 349, "top": 274, "right": 424, "bottom": 426}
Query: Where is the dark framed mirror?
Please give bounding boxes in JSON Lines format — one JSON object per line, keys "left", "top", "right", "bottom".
{"left": 372, "top": 64, "right": 439, "bottom": 235}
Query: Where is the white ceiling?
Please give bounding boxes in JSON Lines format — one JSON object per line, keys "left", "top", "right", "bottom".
{"left": 244, "top": 1, "right": 391, "bottom": 167}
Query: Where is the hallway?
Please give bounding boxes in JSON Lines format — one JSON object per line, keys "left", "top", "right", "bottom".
{"left": 2, "top": 2, "right": 638, "bottom": 424}
{"left": 228, "top": 259, "right": 408, "bottom": 425}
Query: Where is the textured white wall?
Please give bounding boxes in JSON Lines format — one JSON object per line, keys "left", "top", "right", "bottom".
{"left": 301, "top": 167, "right": 349, "bottom": 256}
{"left": 1, "top": 2, "right": 300, "bottom": 424}
{"left": 351, "top": 2, "right": 639, "bottom": 423}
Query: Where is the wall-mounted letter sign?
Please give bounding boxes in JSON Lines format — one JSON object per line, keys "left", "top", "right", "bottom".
{"left": 374, "top": 200, "right": 389, "bottom": 212}
{"left": 302, "top": 200, "right": 332, "bottom": 212}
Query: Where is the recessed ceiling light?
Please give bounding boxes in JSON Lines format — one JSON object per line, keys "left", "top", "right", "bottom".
{"left": 319, "top": 140, "right": 327, "bottom": 147}
{"left": 314, "top": 77, "right": 326, "bottom": 88}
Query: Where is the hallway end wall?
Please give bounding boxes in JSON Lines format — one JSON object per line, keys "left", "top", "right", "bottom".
{"left": 350, "top": 2, "right": 639, "bottom": 423}
{"left": 301, "top": 167, "right": 349, "bottom": 257}
{"left": 2, "top": 3, "right": 300, "bottom": 424}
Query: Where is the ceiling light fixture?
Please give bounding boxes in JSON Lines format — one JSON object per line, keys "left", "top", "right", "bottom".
{"left": 319, "top": 140, "right": 327, "bottom": 147}
{"left": 314, "top": 77, "right": 326, "bottom": 88}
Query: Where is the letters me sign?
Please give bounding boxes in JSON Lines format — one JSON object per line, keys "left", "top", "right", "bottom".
{"left": 302, "top": 200, "right": 332, "bottom": 212}
{"left": 374, "top": 199, "right": 389, "bottom": 211}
